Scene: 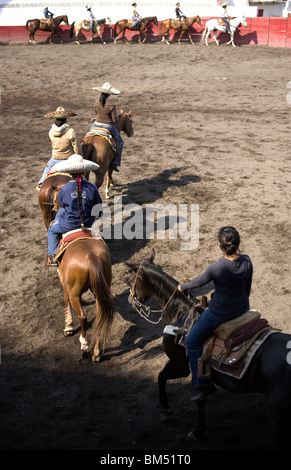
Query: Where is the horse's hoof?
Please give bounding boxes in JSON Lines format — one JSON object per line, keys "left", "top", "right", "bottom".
{"left": 92, "top": 354, "right": 102, "bottom": 362}
{"left": 63, "top": 328, "right": 73, "bottom": 337}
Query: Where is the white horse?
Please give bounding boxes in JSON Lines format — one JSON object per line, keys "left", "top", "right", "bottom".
{"left": 70, "top": 17, "right": 112, "bottom": 44}
{"left": 201, "top": 15, "right": 247, "bottom": 47}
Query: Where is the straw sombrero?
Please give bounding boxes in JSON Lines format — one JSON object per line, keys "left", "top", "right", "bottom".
{"left": 44, "top": 106, "right": 78, "bottom": 119}
{"left": 92, "top": 82, "right": 120, "bottom": 95}
{"left": 52, "top": 154, "right": 100, "bottom": 173}
{"left": 222, "top": 3, "right": 228, "bottom": 7}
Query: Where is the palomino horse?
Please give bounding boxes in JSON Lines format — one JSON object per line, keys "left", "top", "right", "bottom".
{"left": 81, "top": 110, "right": 134, "bottom": 199}
{"left": 126, "top": 249, "right": 291, "bottom": 448}
{"left": 113, "top": 16, "right": 158, "bottom": 44}
{"left": 26, "top": 15, "right": 69, "bottom": 44}
{"left": 159, "top": 16, "right": 202, "bottom": 45}
{"left": 57, "top": 236, "right": 115, "bottom": 362}
{"left": 38, "top": 173, "right": 71, "bottom": 229}
{"left": 70, "top": 17, "right": 112, "bottom": 44}
{"left": 201, "top": 15, "right": 247, "bottom": 47}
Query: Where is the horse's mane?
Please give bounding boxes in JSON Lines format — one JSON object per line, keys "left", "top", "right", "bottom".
{"left": 139, "top": 261, "right": 196, "bottom": 325}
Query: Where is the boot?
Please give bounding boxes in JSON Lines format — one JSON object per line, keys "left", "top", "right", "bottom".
{"left": 47, "top": 255, "right": 58, "bottom": 267}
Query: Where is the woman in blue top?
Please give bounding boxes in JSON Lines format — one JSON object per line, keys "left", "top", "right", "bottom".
{"left": 177, "top": 226, "right": 253, "bottom": 402}
{"left": 47, "top": 154, "right": 102, "bottom": 266}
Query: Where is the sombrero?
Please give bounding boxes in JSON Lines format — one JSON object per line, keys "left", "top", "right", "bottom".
{"left": 51, "top": 154, "right": 100, "bottom": 173}
{"left": 222, "top": 3, "right": 228, "bottom": 7}
{"left": 44, "top": 106, "right": 78, "bottom": 119}
{"left": 92, "top": 82, "right": 120, "bottom": 95}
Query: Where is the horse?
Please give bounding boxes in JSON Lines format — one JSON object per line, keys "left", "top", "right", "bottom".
{"left": 201, "top": 15, "right": 247, "bottom": 47}
{"left": 57, "top": 236, "right": 115, "bottom": 362}
{"left": 159, "top": 16, "right": 202, "bottom": 45}
{"left": 81, "top": 110, "right": 134, "bottom": 199}
{"left": 113, "top": 16, "right": 158, "bottom": 44}
{"left": 69, "top": 17, "right": 112, "bottom": 44}
{"left": 25, "top": 15, "right": 69, "bottom": 44}
{"left": 38, "top": 173, "right": 71, "bottom": 229}
{"left": 126, "top": 249, "right": 291, "bottom": 448}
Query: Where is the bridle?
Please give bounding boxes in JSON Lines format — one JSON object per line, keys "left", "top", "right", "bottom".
{"left": 129, "top": 262, "right": 178, "bottom": 324}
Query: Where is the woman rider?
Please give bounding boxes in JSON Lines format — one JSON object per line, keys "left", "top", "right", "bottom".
{"left": 178, "top": 226, "right": 253, "bottom": 402}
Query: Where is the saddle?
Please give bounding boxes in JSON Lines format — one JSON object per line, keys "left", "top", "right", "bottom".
{"left": 54, "top": 228, "right": 94, "bottom": 261}
{"left": 172, "top": 19, "right": 184, "bottom": 28}
{"left": 40, "top": 18, "right": 52, "bottom": 27}
{"left": 164, "top": 302, "right": 276, "bottom": 380}
{"left": 86, "top": 126, "right": 118, "bottom": 153}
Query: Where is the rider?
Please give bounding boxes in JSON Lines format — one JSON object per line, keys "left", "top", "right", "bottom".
{"left": 132, "top": 3, "right": 142, "bottom": 30}
{"left": 175, "top": 3, "right": 186, "bottom": 21}
{"left": 221, "top": 2, "right": 231, "bottom": 34}
{"left": 86, "top": 6, "right": 96, "bottom": 29}
{"left": 92, "top": 82, "right": 123, "bottom": 173}
{"left": 46, "top": 154, "right": 102, "bottom": 266}
{"left": 43, "top": 6, "right": 54, "bottom": 25}
{"left": 36, "top": 107, "right": 81, "bottom": 191}
{"left": 177, "top": 226, "right": 253, "bottom": 402}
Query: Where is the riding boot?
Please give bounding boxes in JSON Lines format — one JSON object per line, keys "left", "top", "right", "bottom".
{"left": 190, "top": 383, "right": 217, "bottom": 403}
{"left": 47, "top": 255, "right": 58, "bottom": 267}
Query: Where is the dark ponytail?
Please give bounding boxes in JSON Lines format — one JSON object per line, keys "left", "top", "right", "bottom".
{"left": 218, "top": 226, "right": 240, "bottom": 256}
{"left": 75, "top": 175, "right": 87, "bottom": 231}
{"left": 99, "top": 92, "right": 108, "bottom": 107}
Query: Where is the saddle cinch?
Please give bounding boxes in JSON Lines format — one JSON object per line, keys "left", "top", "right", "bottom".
{"left": 166, "top": 299, "right": 277, "bottom": 380}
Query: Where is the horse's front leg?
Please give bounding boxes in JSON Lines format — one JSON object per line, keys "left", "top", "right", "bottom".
{"left": 122, "top": 31, "right": 128, "bottom": 44}
{"left": 189, "top": 402, "right": 206, "bottom": 441}
{"left": 105, "top": 169, "right": 114, "bottom": 199}
{"left": 178, "top": 30, "right": 185, "bottom": 44}
{"left": 188, "top": 30, "right": 194, "bottom": 45}
{"left": 226, "top": 31, "right": 235, "bottom": 47}
{"left": 141, "top": 29, "right": 146, "bottom": 44}
{"left": 90, "top": 31, "right": 94, "bottom": 43}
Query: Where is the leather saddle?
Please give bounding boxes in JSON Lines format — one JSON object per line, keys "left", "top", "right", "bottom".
{"left": 86, "top": 126, "right": 118, "bottom": 154}
{"left": 54, "top": 228, "right": 94, "bottom": 261}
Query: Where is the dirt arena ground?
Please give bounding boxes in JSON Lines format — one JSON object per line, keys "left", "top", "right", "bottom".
{"left": 0, "top": 35, "right": 290, "bottom": 455}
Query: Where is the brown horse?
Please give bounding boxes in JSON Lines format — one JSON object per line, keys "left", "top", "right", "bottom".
{"left": 25, "top": 15, "right": 69, "bottom": 44}
{"left": 57, "top": 237, "right": 115, "bottom": 362}
{"left": 81, "top": 110, "right": 134, "bottom": 199}
{"left": 159, "top": 16, "right": 202, "bottom": 44}
{"left": 38, "top": 173, "right": 71, "bottom": 229}
{"left": 113, "top": 16, "right": 158, "bottom": 44}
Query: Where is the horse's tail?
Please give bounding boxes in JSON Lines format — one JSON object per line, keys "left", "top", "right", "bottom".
{"left": 89, "top": 254, "right": 115, "bottom": 355}
{"left": 69, "top": 21, "right": 75, "bottom": 38}
{"left": 25, "top": 20, "right": 31, "bottom": 31}
{"left": 81, "top": 140, "right": 95, "bottom": 161}
{"left": 113, "top": 21, "right": 119, "bottom": 38}
{"left": 38, "top": 185, "right": 55, "bottom": 229}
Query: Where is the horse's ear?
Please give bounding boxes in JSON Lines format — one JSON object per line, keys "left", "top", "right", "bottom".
{"left": 128, "top": 110, "right": 132, "bottom": 116}
{"left": 125, "top": 261, "right": 138, "bottom": 271}
{"left": 120, "top": 108, "right": 123, "bottom": 114}
{"left": 146, "top": 248, "right": 155, "bottom": 264}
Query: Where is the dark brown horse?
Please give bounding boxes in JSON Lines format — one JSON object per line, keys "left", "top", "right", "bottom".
{"left": 159, "top": 15, "right": 202, "bottom": 44}
{"left": 126, "top": 249, "right": 291, "bottom": 448}
{"left": 113, "top": 16, "right": 158, "bottom": 44}
{"left": 81, "top": 110, "right": 134, "bottom": 199}
{"left": 38, "top": 173, "right": 71, "bottom": 229}
{"left": 58, "top": 237, "right": 115, "bottom": 362}
{"left": 26, "top": 15, "right": 69, "bottom": 44}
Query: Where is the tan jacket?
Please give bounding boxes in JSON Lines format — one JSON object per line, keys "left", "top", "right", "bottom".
{"left": 94, "top": 99, "right": 120, "bottom": 130}
{"left": 49, "top": 124, "right": 81, "bottom": 160}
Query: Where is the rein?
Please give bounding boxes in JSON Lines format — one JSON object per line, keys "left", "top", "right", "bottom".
{"left": 129, "top": 262, "right": 178, "bottom": 324}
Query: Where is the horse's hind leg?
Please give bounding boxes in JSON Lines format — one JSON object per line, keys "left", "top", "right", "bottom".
{"left": 69, "top": 294, "right": 89, "bottom": 356}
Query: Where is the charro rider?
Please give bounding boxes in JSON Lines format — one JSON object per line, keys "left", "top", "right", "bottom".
{"left": 86, "top": 6, "right": 96, "bottom": 29}
{"left": 46, "top": 154, "right": 102, "bottom": 267}
{"left": 177, "top": 226, "right": 253, "bottom": 402}
{"left": 175, "top": 3, "right": 186, "bottom": 21}
{"left": 132, "top": 3, "right": 142, "bottom": 30}
{"left": 43, "top": 6, "right": 54, "bottom": 25}
{"left": 91, "top": 82, "right": 123, "bottom": 173}
{"left": 36, "top": 106, "right": 81, "bottom": 191}
{"left": 221, "top": 2, "right": 231, "bottom": 34}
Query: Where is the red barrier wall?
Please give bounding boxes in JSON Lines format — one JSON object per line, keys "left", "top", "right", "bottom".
{"left": 1, "top": 17, "right": 291, "bottom": 47}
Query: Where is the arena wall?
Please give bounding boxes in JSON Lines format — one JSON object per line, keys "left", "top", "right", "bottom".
{"left": 1, "top": 16, "right": 291, "bottom": 46}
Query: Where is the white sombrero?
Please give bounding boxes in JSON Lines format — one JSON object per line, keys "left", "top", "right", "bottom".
{"left": 52, "top": 154, "right": 100, "bottom": 173}
{"left": 93, "top": 82, "right": 120, "bottom": 95}
{"left": 44, "top": 106, "right": 78, "bottom": 119}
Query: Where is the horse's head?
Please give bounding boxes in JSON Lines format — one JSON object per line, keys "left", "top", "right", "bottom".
{"left": 105, "top": 17, "right": 112, "bottom": 27}
{"left": 64, "top": 15, "right": 69, "bottom": 25}
{"left": 119, "top": 109, "right": 134, "bottom": 137}
{"left": 126, "top": 249, "right": 155, "bottom": 306}
{"left": 242, "top": 16, "right": 247, "bottom": 28}
{"left": 153, "top": 16, "right": 159, "bottom": 27}
{"left": 196, "top": 15, "right": 202, "bottom": 26}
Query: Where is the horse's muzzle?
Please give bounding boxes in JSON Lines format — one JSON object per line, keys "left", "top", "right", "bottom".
{"left": 129, "top": 130, "right": 134, "bottom": 137}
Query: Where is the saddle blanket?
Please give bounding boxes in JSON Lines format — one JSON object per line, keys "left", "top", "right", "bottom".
{"left": 54, "top": 228, "right": 105, "bottom": 261}
{"left": 86, "top": 127, "right": 117, "bottom": 153}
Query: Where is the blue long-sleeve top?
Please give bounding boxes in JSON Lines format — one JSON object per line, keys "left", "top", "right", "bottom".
{"left": 180, "top": 255, "right": 253, "bottom": 320}
{"left": 57, "top": 179, "right": 102, "bottom": 232}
